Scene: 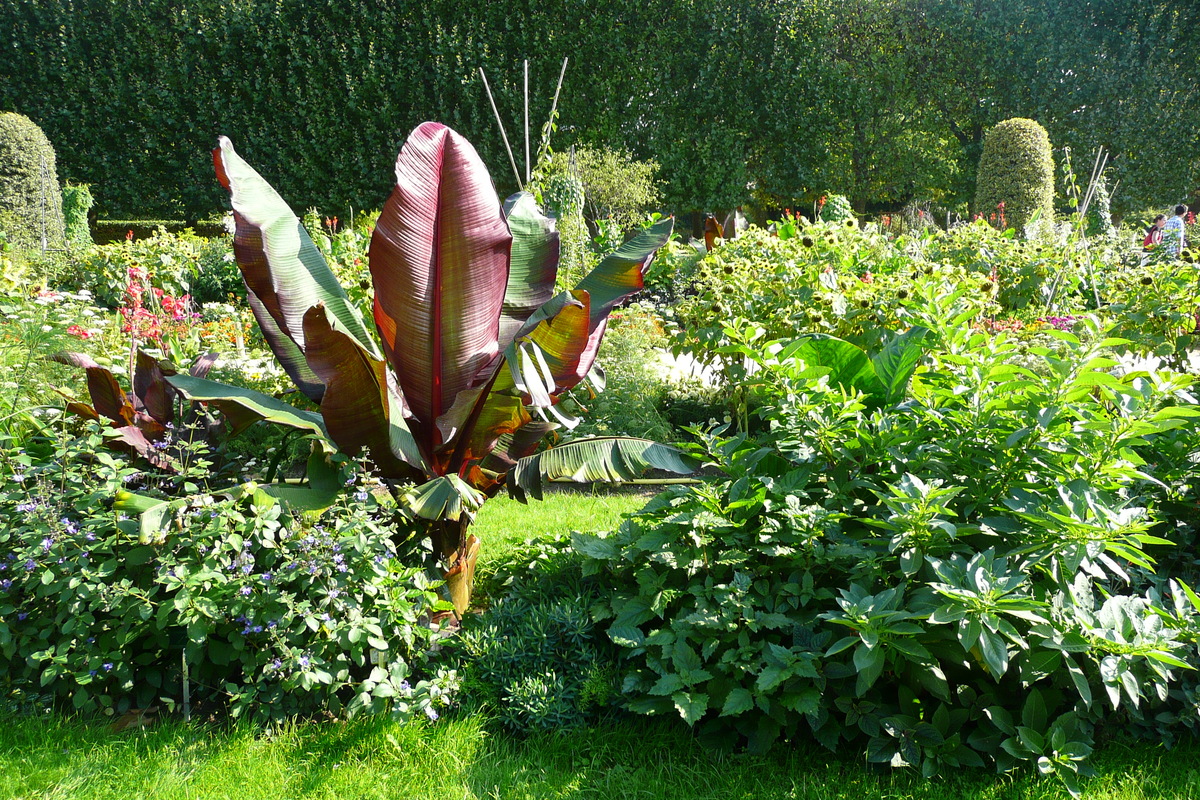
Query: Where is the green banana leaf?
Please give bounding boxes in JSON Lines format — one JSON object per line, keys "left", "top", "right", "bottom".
{"left": 509, "top": 436, "right": 699, "bottom": 502}
{"left": 166, "top": 374, "right": 328, "bottom": 440}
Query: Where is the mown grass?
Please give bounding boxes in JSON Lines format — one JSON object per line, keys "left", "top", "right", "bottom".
{"left": 4, "top": 711, "right": 1200, "bottom": 800}
{"left": 470, "top": 487, "right": 652, "bottom": 593}
{"left": 7, "top": 491, "right": 1200, "bottom": 800}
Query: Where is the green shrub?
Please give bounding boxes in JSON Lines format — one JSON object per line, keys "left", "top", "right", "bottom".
{"left": 455, "top": 535, "right": 617, "bottom": 732}
{"left": 0, "top": 112, "right": 64, "bottom": 251}
{"left": 568, "top": 301, "right": 674, "bottom": 441}
{"left": 65, "top": 228, "right": 232, "bottom": 309}
{"left": 1084, "top": 173, "right": 1117, "bottom": 238}
{"left": 573, "top": 146, "right": 662, "bottom": 232}
{"left": 818, "top": 193, "right": 854, "bottom": 222}
{"left": 576, "top": 320, "right": 1200, "bottom": 791}
{"left": 0, "top": 426, "right": 460, "bottom": 721}
{"left": 60, "top": 183, "right": 94, "bottom": 250}
{"left": 974, "top": 118, "right": 1055, "bottom": 236}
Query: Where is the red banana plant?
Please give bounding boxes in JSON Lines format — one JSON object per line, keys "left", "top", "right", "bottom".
{"left": 170, "top": 122, "right": 694, "bottom": 612}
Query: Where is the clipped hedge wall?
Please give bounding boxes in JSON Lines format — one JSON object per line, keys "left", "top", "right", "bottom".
{"left": 974, "top": 118, "right": 1055, "bottom": 235}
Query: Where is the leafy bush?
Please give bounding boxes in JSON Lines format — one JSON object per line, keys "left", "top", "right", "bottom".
{"left": 974, "top": 118, "right": 1055, "bottom": 236}
{"left": 0, "top": 425, "right": 460, "bottom": 721}
{"left": 568, "top": 301, "right": 675, "bottom": 441}
{"left": 0, "top": 112, "right": 64, "bottom": 251}
{"left": 576, "top": 319, "right": 1200, "bottom": 792}
{"left": 818, "top": 194, "right": 854, "bottom": 222}
{"left": 61, "top": 182, "right": 94, "bottom": 250}
{"left": 573, "top": 145, "right": 662, "bottom": 232}
{"left": 455, "top": 534, "right": 617, "bottom": 732}
{"left": 64, "top": 227, "right": 232, "bottom": 309}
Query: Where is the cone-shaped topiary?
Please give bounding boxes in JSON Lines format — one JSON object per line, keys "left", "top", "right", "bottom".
{"left": 974, "top": 118, "right": 1055, "bottom": 236}
{"left": 0, "top": 112, "right": 65, "bottom": 249}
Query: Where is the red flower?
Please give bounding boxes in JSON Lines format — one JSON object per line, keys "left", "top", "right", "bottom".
{"left": 66, "top": 325, "right": 90, "bottom": 340}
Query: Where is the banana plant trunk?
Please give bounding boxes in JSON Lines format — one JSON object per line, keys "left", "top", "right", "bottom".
{"left": 426, "top": 517, "right": 480, "bottom": 617}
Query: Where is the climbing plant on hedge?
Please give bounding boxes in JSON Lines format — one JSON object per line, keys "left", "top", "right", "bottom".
{"left": 0, "top": 112, "right": 64, "bottom": 250}
{"left": 974, "top": 118, "right": 1055, "bottom": 235}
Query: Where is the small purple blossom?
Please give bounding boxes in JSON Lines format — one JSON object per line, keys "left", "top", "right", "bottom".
{"left": 354, "top": 490, "right": 369, "bottom": 502}
{"left": 299, "top": 655, "right": 310, "bottom": 668}
{"left": 17, "top": 612, "right": 27, "bottom": 621}
{"left": 16, "top": 501, "right": 37, "bottom": 513}
{"left": 270, "top": 658, "right": 282, "bottom": 671}
{"left": 424, "top": 706, "right": 439, "bottom": 721}
{"left": 0, "top": 579, "right": 11, "bottom": 590}
{"left": 240, "top": 586, "right": 253, "bottom": 596}
{"left": 399, "top": 680, "right": 410, "bottom": 692}
{"left": 41, "top": 537, "right": 54, "bottom": 552}
{"left": 61, "top": 518, "right": 79, "bottom": 535}
{"left": 85, "top": 532, "right": 96, "bottom": 542}
{"left": 24, "top": 559, "right": 36, "bottom": 572}
{"left": 241, "top": 564, "right": 253, "bottom": 575}
{"left": 103, "top": 662, "right": 113, "bottom": 671}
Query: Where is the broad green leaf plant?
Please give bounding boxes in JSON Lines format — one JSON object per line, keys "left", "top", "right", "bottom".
{"left": 187, "top": 123, "right": 693, "bottom": 613}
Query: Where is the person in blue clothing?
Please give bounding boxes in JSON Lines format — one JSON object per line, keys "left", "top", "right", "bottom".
{"left": 1164, "top": 204, "right": 1188, "bottom": 257}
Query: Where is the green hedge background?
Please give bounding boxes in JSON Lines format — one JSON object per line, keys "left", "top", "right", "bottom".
{"left": 1, "top": 0, "right": 1197, "bottom": 220}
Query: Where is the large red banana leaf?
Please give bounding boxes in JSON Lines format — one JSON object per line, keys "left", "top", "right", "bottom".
{"left": 370, "top": 122, "right": 513, "bottom": 457}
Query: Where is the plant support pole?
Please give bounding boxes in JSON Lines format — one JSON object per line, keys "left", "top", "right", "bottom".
{"left": 479, "top": 67, "right": 523, "bottom": 189}
{"left": 523, "top": 59, "right": 531, "bottom": 185}
{"left": 182, "top": 649, "right": 191, "bottom": 722}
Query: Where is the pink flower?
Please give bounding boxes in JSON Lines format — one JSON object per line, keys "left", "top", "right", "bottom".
{"left": 67, "top": 325, "right": 90, "bottom": 340}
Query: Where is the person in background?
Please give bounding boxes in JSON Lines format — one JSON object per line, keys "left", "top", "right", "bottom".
{"left": 1164, "top": 204, "right": 1188, "bottom": 258}
{"left": 1143, "top": 214, "right": 1166, "bottom": 251}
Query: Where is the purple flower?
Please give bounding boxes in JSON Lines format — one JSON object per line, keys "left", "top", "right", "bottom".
{"left": 241, "top": 564, "right": 253, "bottom": 575}
{"left": 61, "top": 518, "right": 79, "bottom": 535}
{"left": 399, "top": 680, "right": 410, "bottom": 692}
{"left": 240, "top": 586, "right": 253, "bottom": 596}
{"left": 41, "top": 537, "right": 53, "bottom": 551}
{"left": 355, "top": 490, "right": 369, "bottom": 502}
{"left": 270, "top": 658, "right": 282, "bottom": 671}
{"left": 85, "top": 532, "right": 96, "bottom": 542}
{"left": 0, "top": 579, "right": 11, "bottom": 590}
{"left": 424, "top": 706, "right": 439, "bottom": 721}
{"left": 262, "top": 572, "right": 273, "bottom": 583}
{"left": 299, "top": 655, "right": 310, "bottom": 668}
{"left": 24, "top": 559, "right": 36, "bottom": 572}
{"left": 16, "top": 501, "right": 37, "bottom": 513}
{"left": 103, "top": 662, "right": 113, "bottom": 671}
{"left": 17, "top": 612, "right": 27, "bottom": 621}
{"left": 252, "top": 625, "right": 263, "bottom": 633}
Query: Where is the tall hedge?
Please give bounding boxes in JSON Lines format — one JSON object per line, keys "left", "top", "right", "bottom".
{"left": 0, "top": 112, "right": 64, "bottom": 249}
{"left": 0, "top": 1, "right": 1196, "bottom": 219}
{"left": 974, "top": 118, "right": 1055, "bottom": 234}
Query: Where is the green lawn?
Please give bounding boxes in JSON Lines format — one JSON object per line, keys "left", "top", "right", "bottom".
{"left": 470, "top": 487, "right": 653, "bottom": 591}
{"left": 4, "top": 711, "right": 1199, "bottom": 800}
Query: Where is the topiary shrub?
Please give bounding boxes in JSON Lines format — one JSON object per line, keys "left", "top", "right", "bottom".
{"left": 61, "top": 182, "right": 94, "bottom": 250}
{"left": 818, "top": 193, "right": 854, "bottom": 222}
{"left": 974, "top": 118, "right": 1055, "bottom": 236}
{"left": 0, "top": 112, "right": 64, "bottom": 250}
